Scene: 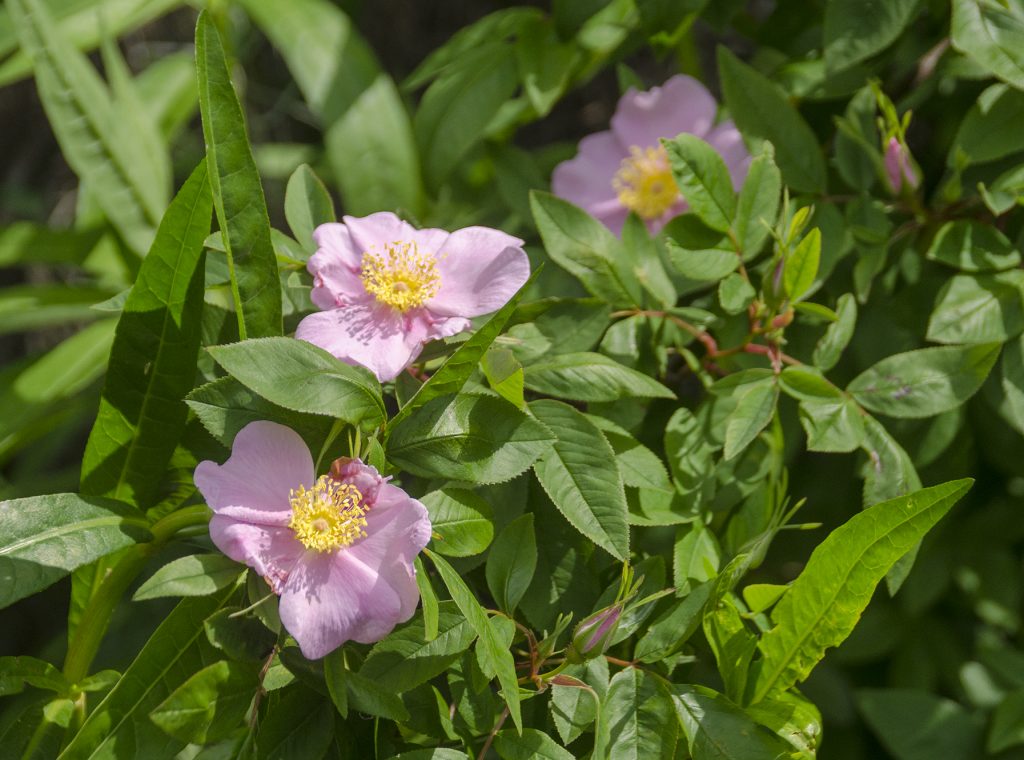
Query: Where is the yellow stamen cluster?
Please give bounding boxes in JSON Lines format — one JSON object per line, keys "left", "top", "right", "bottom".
{"left": 612, "top": 145, "right": 679, "bottom": 220}
{"left": 360, "top": 240, "right": 441, "bottom": 312}
{"left": 288, "top": 476, "right": 367, "bottom": 552}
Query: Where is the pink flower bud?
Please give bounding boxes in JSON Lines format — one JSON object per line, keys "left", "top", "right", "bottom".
{"left": 884, "top": 137, "right": 920, "bottom": 195}
{"left": 568, "top": 604, "right": 624, "bottom": 661}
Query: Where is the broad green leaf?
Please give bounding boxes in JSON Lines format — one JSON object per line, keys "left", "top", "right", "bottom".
{"left": 674, "top": 523, "right": 721, "bottom": 589}
{"left": 149, "top": 660, "right": 259, "bottom": 744}
{"left": 482, "top": 348, "right": 526, "bottom": 409}
{"left": 926, "top": 220, "right": 1021, "bottom": 272}
{"left": 950, "top": 84, "right": 1024, "bottom": 167}
{"left": 387, "top": 269, "right": 538, "bottom": 432}
{"left": 387, "top": 394, "right": 555, "bottom": 484}
{"left": 359, "top": 603, "right": 476, "bottom": 694}
{"left": 748, "top": 479, "right": 972, "bottom": 704}
{"left": 415, "top": 555, "right": 440, "bottom": 641}
{"left": 530, "top": 400, "right": 629, "bottom": 561}
{"left": 8, "top": 0, "right": 163, "bottom": 254}
{"left": 824, "top": 0, "right": 919, "bottom": 72}
{"left": 255, "top": 685, "right": 335, "bottom": 759}
{"left": 421, "top": 488, "right": 494, "bottom": 557}
{"left": 0, "top": 656, "right": 68, "bottom": 697}
{"left": 196, "top": 11, "right": 282, "bottom": 340}
{"left": 0, "top": 284, "right": 114, "bottom": 335}
{"left": 530, "top": 190, "right": 641, "bottom": 306}
{"left": 135, "top": 49, "right": 198, "bottom": 141}
{"left": 323, "top": 649, "right": 349, "bottom": 718}
{"left": 133, "top": 554, "right": 243, "bottom": 601}
{"left": 860, "top": 414, "right": 922, "bottom": 507}
{"left": 847, "top": 344, "right": 1000, "bottom": 418}
{"left": 723, "top": 380, "right": 778, "bottom": 460}
{"left": 813, "top": 293, "right": 856, "bottom": 370}
{"left": 0, "top": 493, "right": 149, "bottom": 610}
{"left": 672, "top": 684, "right": 798, "bottom": 760}
{"left": 79, "top": 160, "right": 212, "bottom": 507}
{"left": 742, "top": 584, "right": 789, "bottom": 615}
{"left": 798, "top": 397, "right": 865, "bottom": 452}
{"left": 1001, "top": 333, "right": 1024, "bottom": 433}
{"left": 783, "top": 228, "right": 821, "bottom": 302}
{"left": 207, "top": 337, "right": 385, "bottom": 429}
{"left": 284, "top": 164, "right": 335, "bottom": 253}
{"left": 746, "top": 690, "right": 821, "bottom": 755}
{"left": 550, "top": 660, "right": 606, "bottom": 744}
{"left": 733, "top": 144, "right": 781, "bottom": 258}
{"left": 858, "top": 688, "right": 981, "bottom": 760}
{"left": 414, "top": 43, "right": 518, "bottom": 187}
{"left": 493, "top": 728, "right": 574, "bottom": 760}
{"left": 666, "top": 240, "right": 739, "bottom": 282}
{"left": 988, "top": 688, "right": 1024, "bottom": 753}
{"left": 523, "top": 351, "right": 675, "bottom": 402}
{"left": 717, "top": 47, "right": 826, "bottom": 194}
{"left": 719, "top": 271, "right": 756, "bottom": 314}
{"left": 588, "top": 416, "right": 672, "bottom": 492}
{"left": 61, "top": 587, "right": 237, "bottom": 759}
{"left": 622, "top": 213, "right": 678, "bottom": 309}
{"left": 486, "top": 514, "right": 537, "bottom": 613}
{"left": 927, "top": 271, "right": 1024, "bottom": 344}
{"left": 599, "top": 669, "right": 678, "bottom": 760}
{"left": 203, "top": 607, "right": 276, "bottom": 662}
{"left": 952, "top": 0, "right": 1024, "bottom": 91}
{"left": 425, "top": 549, "right": 521, "bottom": 731}
{"left": 663, "top": 134, "right": 737, "bottom": 233}
{"left": 515, "top": 15, "right": 578, "bottom": 116}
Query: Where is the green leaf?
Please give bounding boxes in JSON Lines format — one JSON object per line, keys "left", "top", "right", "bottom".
{"left": 674, "top": 523, "right": 721, "bottom": 589}
{"left": 323, "top": 649, "right": 349, "bottom": 718}
{"left": 425, "top": 549, "right": 521, "bottom": 731}
{"left": 663, "top": 134, "right": 737, "bottom": 233}
{"left": 149, "top": 659, "right": 259, "bottom": 744}
{"left": 79, "top": 160, "right": 212, "bottom": 507}
{"left": 666, "top": 240, "right": 739, "bottom": 282}
{"left": 988, "top": 688, "right": 1024, "bottom": 753}
{"left": 387, "top": 269, "right": 538, "bottom": 432}
{"left": 723, "top": 380, "right": 779, "bottom": 460}
{"left": 717, "top": 46, "right": 826, "bottom": 194}
{"left": 718, "top": 271, "right": 756, "bottom": 315}
{"left": 346, "top": 670, "right": 410, "bottom": 721}
{"left": 858, "top": 688, "right": 981, "bottom": 760}
{"left": 207, "top": 337, "right": 385, "bottom": 429}
{"left": 952, "top": 0, "right": 1024, "bottom": 91}
{"left": 359, "top": 602, "right": 476, "bottom": 694}
{"left": 196, "top": 10, "right": 282, "bottom": 340}
{"left": 599, "top": 669, "right": 678, "bottom": 759}
{"left": 414, "top": 43, "right": 518, "bottom": 187}
{"left": 824, "top": 0, "right": 920, "bottom": 72}
{"left": 672, "top": 684, "right": 798, "bottom": 760}
{"left": 8, "top": 0, "right": 163, "bottom": 254}
{"left": 387, "top": 394, "right": 555, "bottom": 484}
{"left": 588, "top": 415, "right": 672, "bottom": 492}
{"left": 421, "top": 488, "right": 494, "bottom": 557}
{"left": 515, "top": 16, "right": 578, "bottom": 117}
{"left": 927, "top": 271, "right": 1024, "bottom": 344}
{"left": 482, "top": 348, "right": 526, "bottom": 409}
{"left": 133, "top": 554, "right": 243, "bottom": 601}
{"left": 255, "top": 685, "right": 335, "bottom": 759}
{"left": 732, "top": 144, "right": 781, "bottom": 258}
{"left": 493, "top": 728, "right": 574, "bottom": 760}
{"left": 61, "top": 587, "right": 237, "bottom": 759}
{"left": 530, "top": 400, "right": 629, "bottom": 561}
{"left": 742, "top": 584, "right": 788, "bottom": 614}
{"left": 203, "top": 607, "right": 276, "bottom": 662}
{"left": 415, "top": 555, "right": 439, "bottom": 642}
{"left": 284, "top": 164, "right": 335, "bottom": 253}
{"left": 530, "top": 190, "right": 641, "bottom": 306}
{"left": 635, "top": 582, "right": 713, "bottom": 663}
{"left": 0, "top": 656, "right": 68, "bottom": 697}
{"left": 486, "top": 514, "right": 537, "bottom": 614}
{"left": 950, "top": 84, "right": 1024, "bottom": 167}
{"left": 926, "top": 220, "right": 1021, "bottom": 272}
{"left": 1001, "top": 333, "right": 1024, "bottom": 433}
{"left": 747, "top": 479, "right": 973, "bottom": 704}
{"left": 783, "top": 228, "right": 821, "bottom": 302}
{"left": 0, "top": 493, "right": 149, "bottom": 610}
{"left": 0, "top": 284, "right": 113, "bottom": 335}
{"left": 523, "top": 351, "right": 675, "bottom": 402}
{"left": 798, "top": 397, "right": 866, "bottom": 452}
{"left": 847, "top": 344, "right": 1000, "bottom": 418}
{"left": 813, "top": 293, "right": 856, "bottom": 371}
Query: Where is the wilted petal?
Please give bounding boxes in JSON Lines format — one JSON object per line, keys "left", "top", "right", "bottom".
{"left": 428, "top": 227, "right": 530, "bottom": 318}
{"left": 295, "top": 303, "right": 424, "bottom": 382}
{"left": 611, "top": 75, "right": 717, "bottom": 151}
{"left": 208, "top": 517, "right": 305, "bottom": 593}
{"left": 194, "top": 421, "right": 314, "bottom": 520}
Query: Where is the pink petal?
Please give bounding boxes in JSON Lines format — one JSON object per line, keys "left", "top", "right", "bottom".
{"left": 342, "top": 212, "right": 449, "bottom": 255}
{"left": 705, "top": 121, "right": 752, "bottom": 189}
{"left": 611, "top": 75, "right": 718, "bottom": 151}
{"left": 312, "top": 223, "right": 362, "bottom": 269}
{"left": 551, "top": 131, "right": 626, "bottom": 215}
{"left": 307, "top": 246, "right": 369, "bottom": 311}
{"left": 208, "top": 517, "right": 305, "bottom": 593}
{"left": 295, "top": 303, "right": 425, "bottom": 382}
{"left": 194, "top": 421, "right": 314, "bottom": 521}
{"left": 427, "top": 227, "right": 530, "bottom": 318}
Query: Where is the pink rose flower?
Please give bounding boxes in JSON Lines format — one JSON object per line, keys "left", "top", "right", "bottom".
{"left": 884, "top": 136, "right": 920, "bottom": 195}
{"left": 552, "top": 74, "right": 751, "bottom": 235}
{"left": 194, "top": 420, "right": 432, "bottom": 659}
{"left": 295, "top": 212, "right": 530, "bottom": 382}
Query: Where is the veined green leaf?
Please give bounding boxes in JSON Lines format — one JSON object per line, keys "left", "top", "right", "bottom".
{"left": 530, "top": 400, "right": 629, "bottom": 561}
{"left": 732, "top": 143, "right": 781, "bottom": 258}
{"left": 0, "top": 284, "right": 115, "bottom": 335}
{"left": 927, "top": 270, "right": 1024, "bottom": 345}
{"left": 284, "top": 164, "right": 335, "bottom": 253}
{"left": 664, "top": 134, "right": 737, "bottom": 233}
{"left": 599, "top": 669, "right": 678, "bottom": 759}
{"left": 421, "top": 488, "right": 494, "bottom": 557}
{"left": 824, "top": 0, "right": 919, "bottom": 72}
{"left": 672, "top": 684, "right": 798, "bottom": 759}
{"left": 783, "top": 228, "right": 821, "bottom": 302}
{"left": 149, "top": 659, "right": 259, "bottom": 744}
{"left": 813, "top": 293, "right": 856, "bottom": 371}
{"left": 952, "top": 0, "right": 1024, "bottom": 91}
{"left": 79, "top": 160, "right": 212, "bottom": 507}
{"left": 524, "top": 351, "right": 675, "bottom": 402}
{"left": 0, "top": 493, "right": 149, "bottom": 610}
{"left": 196, "top": 11, "right": 282, "bottom": 340}
{"left": 493, "top": 728, "right": 575, "bottom": 760}
{"left": 486, "top": 514, "right": 537, "bottom": 614}
{"left": 747, "top": 479, "right": 972, "bottom": 704}
{"left": 133, "top": 554, "right": 243, "bottom": 601}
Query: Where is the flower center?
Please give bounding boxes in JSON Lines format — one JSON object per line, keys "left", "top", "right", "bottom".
{"left": 288, "top": 476, "right": 367, "bottom": 552}
{"left": 612, "top": 145, "right": 679, "bottom": 220}
{"left": 360, "top": 240, "right": 441, "bottom": 312}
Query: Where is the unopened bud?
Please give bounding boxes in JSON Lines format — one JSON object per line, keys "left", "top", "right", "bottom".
{"left": 884, "top": 137, "right": 920, "bottom": 195}
{"left": 567, "top": 604, "right": 623, "bottom": 662}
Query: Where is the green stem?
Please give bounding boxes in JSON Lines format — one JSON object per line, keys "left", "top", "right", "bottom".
{"left": 62, "top": 505, "right": 211, "bottom": 685}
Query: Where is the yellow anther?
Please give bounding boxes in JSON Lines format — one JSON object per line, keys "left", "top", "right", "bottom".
{"left": 360, "top": 240, "right": 441, "bottom": 311}
{"left": 612, "top": 145, "right": 679, "bottom": 220}
{"left": 289, "top": 476, "right": 367, "bottom": 552}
